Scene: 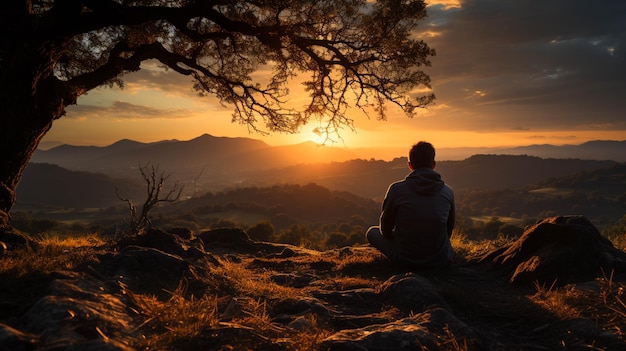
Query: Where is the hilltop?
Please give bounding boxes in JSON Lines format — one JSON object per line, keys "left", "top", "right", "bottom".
{"left": 30, "top": 135, "right": 626, "bottom": 196}
{"left": 1, "top": 215, "right": 625, "bottom": 350}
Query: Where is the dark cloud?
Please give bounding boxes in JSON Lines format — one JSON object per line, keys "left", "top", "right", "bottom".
{"left": 422, "top": 0, "right": 626, "bottom": 131}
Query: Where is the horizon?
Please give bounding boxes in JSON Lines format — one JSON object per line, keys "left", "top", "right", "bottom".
{"left": 39, "top": 0, "right": 626, "bottom": 158}
{"left": 35, "top": 132, "right": 626, "bottom": 162}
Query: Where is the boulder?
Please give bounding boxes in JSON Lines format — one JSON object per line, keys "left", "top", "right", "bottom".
{"left": 197, "top": 228, "right": 252, "bottom": 247}
{"left": 322, "top": 317, "right": 437, "bottom": 351}
{"left": 99, "top": 246, "right": 190, "bottom": 298}
{"left": 478, "top": 215, "right": 626, "bottom": 286}
{"left": 116, "top": 228, "right": 205, "bottom": 260}
{"left": 321, "top": 308, "right": 479, "bottom": 351}
{"left": 0, "top": 228, "right": 38, "bottom": 253}
{"left": 20, "top": 275, "right": 135, "bottom": 349}
{"left": 378, "top": 273, "right": 448, "bottom": 314}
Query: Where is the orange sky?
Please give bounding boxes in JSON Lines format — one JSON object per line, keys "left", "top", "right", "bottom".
{"left": 40, "top": 0, "right": 626, "bottom": 158}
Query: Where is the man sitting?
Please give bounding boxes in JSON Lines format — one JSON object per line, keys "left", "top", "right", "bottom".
{"left": 366, "top": 141, "right": 455, "bottom": 268}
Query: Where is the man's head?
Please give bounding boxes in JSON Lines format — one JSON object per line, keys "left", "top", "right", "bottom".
{"left": 408, "top": 141, "right": 436, "bottom": 170}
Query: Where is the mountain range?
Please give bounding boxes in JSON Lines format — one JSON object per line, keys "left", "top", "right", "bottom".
{"left": 34, "top": 134, "right": 626, "bottom": 168}
{"left": 442, "top": 140, "right": 626, "bottom": 162}
{"left": 19, "top": 134, "right": 624, "bottom": 210}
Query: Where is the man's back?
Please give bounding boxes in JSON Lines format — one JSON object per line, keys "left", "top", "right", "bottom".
{"left": 366, "top": 141, "right": 455, "bottom": 269}
{"left": 381, "top": 168, "right": 454, "bottom": 267}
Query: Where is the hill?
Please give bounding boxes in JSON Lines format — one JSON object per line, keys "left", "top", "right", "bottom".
{"left": 1, "top": 216, "right": 625, "bottom": 350}
{"left": 22, "top": 153, "right": 619, "bottom": 211}
{"left": 436, "top": 140, "right": 626, "bottom": 162}
{"left": 31, "top": 136, "right": 626, "bottom": 193}
{"left": 14, "top": 155, "right": 624, "bottom": 239}
{"left": 255, "top": 155, "right": 620, "bottom": 200}
{"left": 16, "top": 163, "right": 143, "bottom": 209}
{"left": 31, "top": 134, "right": 359, "bottom": 188}
{"left": 497, "top": 140, "right": 626, "bottom": 162}
{"left": 455, "top": 163, "right": 626, "bottom": 231}
{"left": 36, "top": 136, "right": 626, "bottom": 164}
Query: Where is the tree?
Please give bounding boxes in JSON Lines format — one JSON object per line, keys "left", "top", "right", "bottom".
{"left": 0, "top": 0, "right": 435, "bottom": 232}
{"left": 117, "top": 164, "right": 183, "bottom": 234}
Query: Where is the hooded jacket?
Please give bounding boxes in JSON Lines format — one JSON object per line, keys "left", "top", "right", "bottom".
{"left": 380, "top": 167, "right": 455, "bottom": 267}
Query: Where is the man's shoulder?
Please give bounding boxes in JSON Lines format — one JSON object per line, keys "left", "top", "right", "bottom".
{"left": 388, "top": 179, "right": 409, "bottom": 190}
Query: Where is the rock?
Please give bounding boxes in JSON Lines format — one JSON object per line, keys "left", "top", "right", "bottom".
{"left": 321, "top": 308, "right": 480, "bottom": 351}
{"left": 270, "top": 273, "right": 314, "bottom": 288}
{"left": 99, "top": 246, "right": 190, "bottom": 298}
{"left": 0, "top": 228, "right": 38, "bottom": 252}
{"left": 165, "top": 226, "right": 194, "bottom": 240}
{"left": 321, "top": 317, "right": 437, "bottom": 351}
{"left": 378, "top": 273, "right": 448, "bottom": 313}
{"left": 271, "top": 297, "right": 334, "bottom": 319}
{"left": 0, "top": 323, "right": 36, "bottom": 351}
{"left": 197, "top": 228, "right": 253, "bottom": 249}
{"left": 312, "top": 288, "right": 379, "bottom": 313}
{"left": 21, "top": 275, "right": 134, "bottom": 347}
{"left": 287, "top": 316, "right": 312, "bottom": 331}
{"left": 478, "top": 215, "right": 626, "bottom": 286}
{"left": 424, "top": 307, "right": 480, "bottom": 345}
{"left": 117, "top": 228, "right": 205, "bottom": 260}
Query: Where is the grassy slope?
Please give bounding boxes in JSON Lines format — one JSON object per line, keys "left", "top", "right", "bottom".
{"left": 1, "top": 233, "right": 625, "bottom": 350}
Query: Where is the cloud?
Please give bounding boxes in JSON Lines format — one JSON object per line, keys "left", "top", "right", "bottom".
{"left": 66, "top": 101, "right": 191, "bottom": 120}
{"left": 119, "top": 61, "right": 198, "bottom": 96}
{"left": 421, "top": 0, "right": 626, "bottom": 131}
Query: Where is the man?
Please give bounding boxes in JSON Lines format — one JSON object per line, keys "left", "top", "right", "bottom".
{"left": 366, "top": 141, "right": 455, "bottom": 268}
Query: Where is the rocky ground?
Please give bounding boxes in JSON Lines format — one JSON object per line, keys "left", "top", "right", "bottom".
{"left": 1, "top": 216, "right": 626, "bottom": 350}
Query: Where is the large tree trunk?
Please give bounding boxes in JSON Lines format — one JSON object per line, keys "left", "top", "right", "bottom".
{"left": 0, "top": 13, "right": 73, "bottom": 232}
{"left": 0, "top": 98, "right": 59, "bottom": 231}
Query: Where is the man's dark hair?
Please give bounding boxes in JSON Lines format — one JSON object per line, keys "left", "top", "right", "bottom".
{"left": 409, "top": 141, "right": 436, "bottom": 168}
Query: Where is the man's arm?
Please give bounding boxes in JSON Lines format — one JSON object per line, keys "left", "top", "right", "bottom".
{"left": 380, "top": 186, "right": 396, "bottom": 238}
{"left": 447, "top": 198, "right": 455, "bottom": 238}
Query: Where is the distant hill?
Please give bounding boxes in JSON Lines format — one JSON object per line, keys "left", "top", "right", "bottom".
{"left": 455, "top": 163, "right": 626, "bottom": 230}
{"left": 23, "top": 134, "right": 626, "bottom": 211}
{"left": 438, "top": 154, "right": 620, "bottom": 190}
{"left": 165, "top": 183, "right": 380, "bottom": 231}
{"left": 436, "top": 140, "right": 626, "bottom": 162}
{"left": 31, "top": 134, "right": 359, "bottom": 190}
{"left": 32, "top": 136, "right": 626, "bottom": 185}
{"left": 253, "top": 155, "right": 620, "bottom": 199}
{"left": 17, "top": 154, "right": 621, "bottom": 211}
{"left": 16, "top": 163, "right": 142, "bottom": 209}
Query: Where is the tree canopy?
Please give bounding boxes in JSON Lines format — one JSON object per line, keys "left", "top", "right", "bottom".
{"left": 0, "top": 0, "right": 435, "bottom": 231}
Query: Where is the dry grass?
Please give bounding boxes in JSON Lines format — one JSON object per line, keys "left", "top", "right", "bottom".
{"left": 2, "top": 230, "right": 625, "bottom": 350}
{"left": 611, "top": 235, "right": 626, "bottom": 252}
{"left": 212, "top": 256, "right": 301, "bottom": 300}
{"left": 529, "top": 271, "right": 626, "bottom": 345}
{"left": 0, "top": 233, "right": 105, "bottom": 276}
{"left": 207, "top": 257, "right": 334, "bottom": 349}
{"left": 129, "top": 282, "right": 220, "bottom": 349}
{"left": 450, "top": 229, "right": 513, "bottom": 259}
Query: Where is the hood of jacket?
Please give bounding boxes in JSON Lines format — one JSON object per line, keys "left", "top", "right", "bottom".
{"left": 404, "top": 168, "right": 445, "bottom": 195}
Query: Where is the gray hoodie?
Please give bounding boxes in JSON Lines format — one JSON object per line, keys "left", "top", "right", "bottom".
{"left": 380, "top": 168, "right": 455, "bottom": 267}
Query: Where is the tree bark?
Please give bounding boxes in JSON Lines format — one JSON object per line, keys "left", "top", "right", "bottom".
{"left": 0, "top": 29, "right": 73, "bottom": 231}
{"left": 0, "top": 80, "right": 67, "bottom": 230}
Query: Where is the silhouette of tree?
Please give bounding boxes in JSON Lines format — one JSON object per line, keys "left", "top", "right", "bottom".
{"left": 0, "top": 1, "right": 435, "bottom": 232}
{"left": 117, "top": 164, "right": 183, "bottom": 234}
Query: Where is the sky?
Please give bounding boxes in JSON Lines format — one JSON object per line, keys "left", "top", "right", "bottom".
{"left": 40, "top": 0, "right": 626, "bottom": 157}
